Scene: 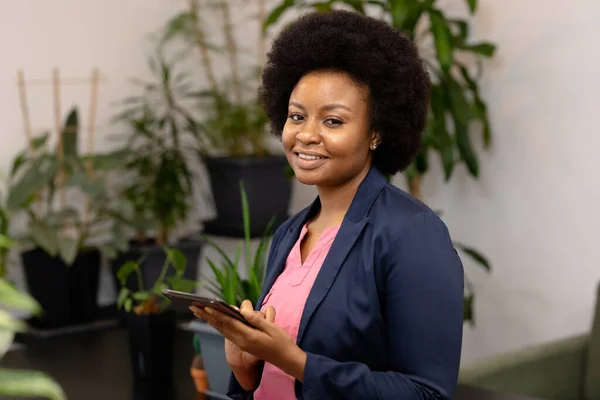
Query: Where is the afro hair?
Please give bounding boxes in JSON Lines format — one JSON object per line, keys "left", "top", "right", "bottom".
{"left": 260, "top": 10, "right": 431, "bottom": 176}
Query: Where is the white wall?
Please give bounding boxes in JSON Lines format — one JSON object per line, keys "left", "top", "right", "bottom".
{"left": 1, "top": 0, "right": 599, "bottom": 365}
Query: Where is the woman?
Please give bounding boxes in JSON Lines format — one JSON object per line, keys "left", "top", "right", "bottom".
{"left": 191, "top": 9, "right": 464, "bottom": 400}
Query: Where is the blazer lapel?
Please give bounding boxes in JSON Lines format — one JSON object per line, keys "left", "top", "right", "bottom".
{"left": 295, "top": 166, "right": 388, "bottom": 345}
{"left": 296, "top": 217, "right": 368, "bottom": 345}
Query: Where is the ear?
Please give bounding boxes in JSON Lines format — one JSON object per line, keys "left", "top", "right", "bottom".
{"left": 370, "top": 133, "right": 382, "bottom": 150}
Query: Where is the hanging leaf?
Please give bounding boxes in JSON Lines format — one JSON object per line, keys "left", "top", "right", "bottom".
{"left": 454, "top": 242, "right": 491, "bottom": 271}
{"left": 389, "top": 0, "right": 422, "bottom": 33}
{"left": 454, "top": 117, "right": 479, "bottom": 177}
{"left": 429, "top": 9, "right": 453, "bottom": 72}
{"left": 463, "top": 293, "right": 474, "bottom": 323}
{"left": 447, "top": 79, "right": 472, "bottom": 124}
{"left": 167, "top": 248, "right": 187, "bottom": 275}
{"left": 460, "top": 66, "right": 492, "bottom": 147}
{"left": 264, "top": 0, "right": 295, "bottom": 31}
{"left": 0, "top": 309, "right": 27, "bottom": 332}
{"left": 7, "top": 157, "right": 59, "bottom": 211}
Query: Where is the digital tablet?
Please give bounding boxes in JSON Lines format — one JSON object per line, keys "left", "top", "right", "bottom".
{"left": 161, "top": 289, "right": 254, "bottom": 327}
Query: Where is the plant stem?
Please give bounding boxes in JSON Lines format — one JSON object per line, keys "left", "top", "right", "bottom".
{"left": 220, "top": 0, "right": 242, "bottom": 104}
{"left": 258, "top": 0, "right": 266, "bottom": 78}
{"left": 52, "top": 68, "right": 67, "bottom": 211}
{"left": 82, "top": 68, "right": 100, "bottom": 232}
{"left": 408, "top": 173, "right": 422, "bottom": 200}
{"left": 187, "top": 0, "right": 219, "bottom": 94}
{"left": 134, "top": 263, "right": 144, "bottom": 292}
{"left": 155, "top": 251, "right": 172, "bottom": 289}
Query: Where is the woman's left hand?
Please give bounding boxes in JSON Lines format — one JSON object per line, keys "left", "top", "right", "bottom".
{"left": 191, "top": 301, "right": 307, "bottom": 382}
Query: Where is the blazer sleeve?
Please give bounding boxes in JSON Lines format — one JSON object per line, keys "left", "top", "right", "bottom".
{"left": 227, "top": 222, "right": 287, "bottom": 400}
{"left": 300, "top": 210, "right": 465, "bottom": 400}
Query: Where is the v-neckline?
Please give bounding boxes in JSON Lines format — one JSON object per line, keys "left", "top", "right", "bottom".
{"left": 296, "top": 222, "right": 340, "bottom": 267}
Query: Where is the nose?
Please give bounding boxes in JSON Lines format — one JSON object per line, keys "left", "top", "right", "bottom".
{"left": 296, "top": 119, "right": 321, "bottom": 146}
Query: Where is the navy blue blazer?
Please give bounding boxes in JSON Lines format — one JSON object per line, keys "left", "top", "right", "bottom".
{"left": 228, "top": 166, "right": 464, "bottom": 399}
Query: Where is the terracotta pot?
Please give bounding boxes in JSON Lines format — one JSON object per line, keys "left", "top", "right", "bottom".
{"left": 191, "top": 367, "right": 210, "bottom": 393}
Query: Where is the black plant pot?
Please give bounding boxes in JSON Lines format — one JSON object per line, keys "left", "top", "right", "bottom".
{"left": 126, "top": 310, "right": 176, "bottom": 385}
{"left": 22, "top": 248, "right": 101, "bottom": 329}
{"left": 203, "top": 155, "right": 293, "bottom": 238}
{"left": 111, "top": 239, "right": 203, "bottom": 313}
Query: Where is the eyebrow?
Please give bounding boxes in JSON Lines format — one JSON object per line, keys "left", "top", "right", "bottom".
{"left": 289, "top": 101, "right": 352, "bottom": 112}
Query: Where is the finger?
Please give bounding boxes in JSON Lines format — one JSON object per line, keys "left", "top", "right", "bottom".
{"left": 265, "top": 305, "right": 276, "bottom": 323}
{"left": 240, "top": 299, "right": 254, "bottom": 313}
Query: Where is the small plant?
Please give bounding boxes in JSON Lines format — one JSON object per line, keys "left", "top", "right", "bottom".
{"left": 0, "top": 234, "right": 65, "bottom": 399}
{"left": 203, "top": 182, "right": 274, "bottom": 306}
{"left": 116, "top": 247, "right": 197, "bottom": 315}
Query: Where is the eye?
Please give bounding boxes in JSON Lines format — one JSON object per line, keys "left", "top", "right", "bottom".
{"left": 288, "top": 113, "right": 304, "bottom": 123}
{"left": 324, "top": 118, "right": 344, "bottom": 127}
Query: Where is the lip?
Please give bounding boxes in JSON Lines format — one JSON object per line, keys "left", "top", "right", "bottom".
{"left": 293, "top": 150, "right": 329, "bottom": 170}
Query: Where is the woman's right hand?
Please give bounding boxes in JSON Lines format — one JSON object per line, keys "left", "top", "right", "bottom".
{"left": 225, "top": 300, "right": 276, "bottom": 390}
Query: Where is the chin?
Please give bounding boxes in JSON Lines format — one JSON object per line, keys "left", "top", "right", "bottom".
{"left": 292, "top": 170, "right": 323, "bottom": 186}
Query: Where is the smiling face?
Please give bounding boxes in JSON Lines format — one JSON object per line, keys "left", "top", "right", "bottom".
{"left": 282, "top": 70, "right": 379, "bottom": 188}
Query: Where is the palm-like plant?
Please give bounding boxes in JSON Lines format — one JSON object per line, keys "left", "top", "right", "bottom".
{"left": 266, "top": 0, "right": 496, "bottom": 324}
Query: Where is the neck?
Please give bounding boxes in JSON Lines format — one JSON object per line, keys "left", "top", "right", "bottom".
{"left": 315, "top": 165, "right": 370, "bottom": 225}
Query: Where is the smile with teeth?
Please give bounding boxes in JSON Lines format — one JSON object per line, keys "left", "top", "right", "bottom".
{"left": 297, "top": 153, "right": 326, "bottom": 160}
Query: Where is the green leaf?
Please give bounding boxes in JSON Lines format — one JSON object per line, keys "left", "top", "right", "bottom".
{"left": 263, "top": 0, "right": 295, "bottom": 32}
{"left": 0, "top": 235, "right": 13, "bottom": 250}
{"left": 132, "top": 292, "right": 150, "bottom": 301}
{"left": 463, "top": 293, "right": 474, "bottom": 323}
{"left": 0, "top": 330, "right": 14, "bottom": 358}
{"left": 459, "top": 66, "right": 492, "bottom": 147}
{"left": 46, "top": 208, "right": 79, "bottom": 227}
{"left": 7, "top": 157, "right": 59, "bottom": 211}
{"left": 447, "top": 79, "right": 472, "bottom": 124}
{"left": 61, "top": 107, "right": 78, "bottom": 158}
{"left": 117, "top": 261, "right": 138, "bottom": 285}
{"left": 112, "top": 223, "right": 128, "bottom": 253}
{"left": 57, "top": 237, "right": 79, "bottom": 266}
{"left": 0, "top": 368, "right": 66, "bottom": 400}
{"left": 30, "top": 222, "right": 59, "bottom": 257}
{"left": 98, "top": 245, "right": 117, "bottom": 261}
{"left": 124, "top": 298, "right": 133, "bottom": 313}
{"left": 116, "top": 287, "right": 130, "bottom": 308}
{"left": 167, "top": 277, "right": 197, "bottom": 293}
{"left": 455, "top": 243, "right": 491, "bottom": 271}
{"left": 31, "top": 133, "right": 50, "bottom": 150}
{"left": 0, "top": 309, "right": 27, "bottom": 332}
{"left": 167, "top": 248, "right": 187, "bottom": 275}
{"left": 454, "top": 118, "right": 478, "bottom": 177}
{"left": 462, "top": 42, "right": 496, "bottom": 57}
{"left": 390, "top": 0, "right": 422, "bottom": 32}
{"left": 441, "top": 147, "right": 455, "bottom": 181}
{"left": 466, "top": 0, "right": 477, "bottom": 13}
{"left": 9, "top": 153, "right": 27, "bottom": 178}
{"left": 429, "top": 9, "right": 453, "bottom": 73}
{"left": 0, "top": 280, "right": 40, "bottom": 314}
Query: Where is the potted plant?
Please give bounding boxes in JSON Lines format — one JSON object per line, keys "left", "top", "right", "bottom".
{"left": 265, "top": 0, "right": 497, "bottom": 324}
{"left": 190, "top": 335, "right": 210, "bottom": 398}
{"left": 110, "top": 49, "right": 205, "bottom": 305}
{"left": 5, "top": 108, "right": 127, "bottom": 329}
{"left": 116, "top": 246, "right": 197, "bottom": 386}
{"left": 162, "top": 0, "right": 293, "bottom": 238}
{"left": 189, "top": 183, "right": 274, "bottom": 396}
{"left": 0, "top": 233, "right": 65, "bottom": 399}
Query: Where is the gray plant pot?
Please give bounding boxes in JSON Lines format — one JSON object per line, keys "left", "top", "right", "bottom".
{"left": 188, "top": 320, "right": 232, "bottom": 399}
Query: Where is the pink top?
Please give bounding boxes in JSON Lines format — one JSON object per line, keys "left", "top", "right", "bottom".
{"left": 254, "top": 222, "right": 341, "bottom": 400}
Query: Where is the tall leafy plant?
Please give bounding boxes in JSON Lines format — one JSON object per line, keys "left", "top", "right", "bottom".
{"left": 161, "top": 0, "right": 271, "bottom": 157}
{"left": 0, "top": 235, "right": 65, "bottom": 399}
{"left": 266, "top": 0, "right": 496, "bottom": 324}
{"left": 203, "top": 182, "right": 274, "bottom": 306}
{"left": 5, "top": 107, "right": 128, "bottom": 264}
{"left": 113, "top": 49, "right": 204, "bottom": 246}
